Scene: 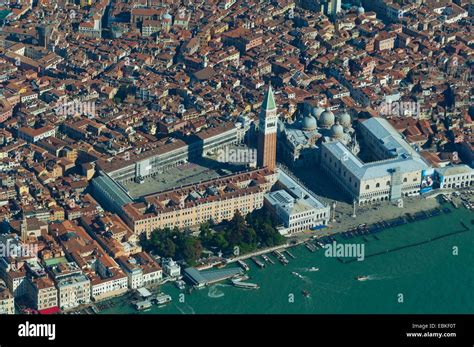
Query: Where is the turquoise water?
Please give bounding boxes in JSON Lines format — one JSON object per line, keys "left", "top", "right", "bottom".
{"left": 102, "top": 205, "right": 474, "bottom": 314}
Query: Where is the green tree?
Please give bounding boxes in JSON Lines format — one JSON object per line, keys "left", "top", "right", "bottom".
{"left": 162, "top": 238, "right": 176, "bottom": 258}
{"left": 182, "top": 237, "right": 203, "bottom": 265}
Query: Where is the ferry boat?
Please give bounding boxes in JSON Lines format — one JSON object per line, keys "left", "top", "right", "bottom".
{"left": 232, "top": 274, "right": 249, "bottom": 282}
{"left": 230, "top": 279, "right": 259, "bottom": 289}
{"left": 308, "top": 267, "right": 319, "bottom": 272}
{"left": 154, "top": 293, "right": 172, "bottom": 305}
{"left": 251, "top": 256, "right": 265, "bottom": 268}
{"left": 356, "top": 275, "right": 369, "bottom": 281}
{"left": 134, "top": 300, "right": 152, "bottom": 311}
{"left": 237, "top": 260, "right": 250, "bottom": 271}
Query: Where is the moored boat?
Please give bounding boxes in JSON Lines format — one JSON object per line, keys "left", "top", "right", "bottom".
{"left": 154, "top": 293, "right": 172, "bottom": 305}
{"left": 251, "top": 256, "right": 265, "bottom": 268}
{"left": 231, "top": 279, "right": 259, "bottom": 289}
{"left": 134, "top": 300, "right": 152, "bottom": 311}
{"left": 237, "top": 260, "right": 250, "bottom": 271}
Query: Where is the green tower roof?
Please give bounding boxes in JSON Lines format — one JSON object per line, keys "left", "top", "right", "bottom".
{"left": 261, "top": 84, "right": 276, "bottom": 112}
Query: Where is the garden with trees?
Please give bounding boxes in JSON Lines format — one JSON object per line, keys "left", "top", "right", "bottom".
{"left": 142, "top": 208, "right": 285, "bottom": 265}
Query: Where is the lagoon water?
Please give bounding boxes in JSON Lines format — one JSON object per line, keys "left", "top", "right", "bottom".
{"left": 102, "top": 205, "right": 474, "bottom": 314}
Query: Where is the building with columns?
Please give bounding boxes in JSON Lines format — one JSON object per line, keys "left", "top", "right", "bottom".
{"left": 320, "top": 117, "right": 430, "bottom": 205}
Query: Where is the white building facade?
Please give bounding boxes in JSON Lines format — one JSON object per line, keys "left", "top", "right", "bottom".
{"left": 436, "top": 165, "right": 474, "bottom": 189}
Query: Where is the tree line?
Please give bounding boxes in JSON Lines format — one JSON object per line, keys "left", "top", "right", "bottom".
{"left": 142, "top": 208, "right": 285, "bottom": 266}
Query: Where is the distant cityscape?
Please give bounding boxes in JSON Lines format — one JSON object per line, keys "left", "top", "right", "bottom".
{"left": 0, "top": 0, "right": 473, "bottom": 315}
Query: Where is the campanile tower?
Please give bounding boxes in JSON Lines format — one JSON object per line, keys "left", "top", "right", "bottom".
{"left": 257, "top": 84, "right": 278, "bottom": 170}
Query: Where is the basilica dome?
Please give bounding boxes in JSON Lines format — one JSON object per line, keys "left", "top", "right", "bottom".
{"left": 338, "top": 112, "right": 351, "bottom": 128}
{"left": 311, "top": 106, "right": 325, "bottom": 120}
{"left": 302, "top": 115, "right": 317, "bottom": 131}
{"left": 331, "top": 123, "right": 344, "bottom": 138}
{"left": 320, "top": 109, "right": 335, "bottom": 128}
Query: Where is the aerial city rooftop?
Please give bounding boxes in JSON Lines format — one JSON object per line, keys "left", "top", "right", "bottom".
{"left": 0, "top": 0, "right": 472, "bottom": 315}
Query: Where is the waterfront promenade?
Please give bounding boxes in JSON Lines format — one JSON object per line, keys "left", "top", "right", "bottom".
{"left": 101, "top": 202, "right": 474, "bottom": 315}
{"left": 226, "top": 244, "right": 293, "bottom": 263}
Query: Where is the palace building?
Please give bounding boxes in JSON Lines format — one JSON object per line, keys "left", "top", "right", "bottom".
{"left": 320, "top": 117, "right": 430, "bottom": 204}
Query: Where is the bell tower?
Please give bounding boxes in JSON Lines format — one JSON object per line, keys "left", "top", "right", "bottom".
{"left": 257, "top": 84, "right": 278, "bottom": 170}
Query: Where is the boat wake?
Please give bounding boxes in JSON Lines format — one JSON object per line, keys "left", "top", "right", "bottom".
{"left": 208, "top": 284, "right": 226, "bottom": 298}
{"left": 364, "top": 274, "right": 394, "bottom": 281}
{"left": 291, "top": 271, "right": 311, "bottom": 284}
{"left": 175, "top": 303, "right": 196, "bottom": 315}
{"left": 311, "top": 280, "right": 351, "bottom": 295}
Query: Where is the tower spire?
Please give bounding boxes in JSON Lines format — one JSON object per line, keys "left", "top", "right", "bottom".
{"left": 257, "top": 84, "right": 278, "bottom": 170}
{"left": 261, "top": 83, "right": 276, "bottom": 113}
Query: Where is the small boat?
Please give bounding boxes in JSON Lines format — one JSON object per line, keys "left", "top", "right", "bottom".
{"left": 262, "top": 254, "right": 275, "bottom": 264}
{"left": 302, "top": 289, "right": 310, "bottom": 298}
{"left": 305, "top": 242, "right": 317, "bottom": 252}
{"left": 308, "top": 267, "right": 319, "bottom": 272}
{"left": 175, "top": 280, "right": 186, "bottom": 290}
{"left": 237, "top": 260, "right": 250, "bottom": 271}
{"left": 356, "top": 275, "right": 369, "bottom": 281}
{"left": 291, "top": 271, "right": 304, "bottom": 279}
{"left": 273, "top": 251, "right": 289, "bottom": 265}
{"left": 251, "top": 256, "right": 265, "bottom": 268}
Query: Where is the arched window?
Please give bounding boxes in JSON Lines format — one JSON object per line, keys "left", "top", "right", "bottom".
{"left": 386, "top": 181, "right": 390, "bottom": 186}
{"left": 365, "top": 184, "right": 370, "bottom": 190}
{"left": 376, "top": 183, "right": 380, "bottom": 188}
{"left": 403, "top": 177, "right": 407, "bottom": 182}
